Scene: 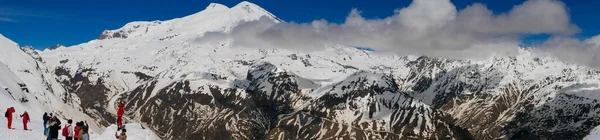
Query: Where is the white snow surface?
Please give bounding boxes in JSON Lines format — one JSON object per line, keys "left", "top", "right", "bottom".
{"left": 0, "top": 116, "right": 47, "bottom": 140}
{"left": 0, "top": 115, "right": 158, "bottom": 140}
{"left": 585, "top": 125, "right": 600, "bottom": 140}
{"left": 0, "top": 34, "right": 104, "bottom": 132}
{"left": 93, "top": 123, "right": 160, "bottom": 140}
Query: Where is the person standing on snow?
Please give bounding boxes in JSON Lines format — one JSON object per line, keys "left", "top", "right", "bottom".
{"left": 74, "top": 121, "right": 82, "bottom": 140}
{"left": 5, "top": 107, "right": 15, "bottom": 129}
{"left": 49, "top": 116, "right": 62, "bottom": 140}
{"left": 117, "top": 103, "right": 125, "bottom": 129}
{"left": 80, "top": 127, "right": 90, "bottom": 140}
{"left": 77, "top": 121, "right": 88, "bottom": 140}
{"left": 20, "top": 111, "right": 30, "bottom": 130}
{"left": 43, "top": 112, "right": 50, "bottom": 134}
{"left": 46, "top": 118, "right": 53, "bottom": 140}
{"left": 115, "top": 129, "right": 127, "bottom": 140}
{"left": 64, "top": 119, "right": 74, "bottom": 140}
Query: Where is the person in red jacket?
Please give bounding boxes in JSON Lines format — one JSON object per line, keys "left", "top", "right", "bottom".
{"left": 73, "top": 121, "right": 81, "bottom": 140}
{"left": 6, "top": 107, "right": 15, "bottom": 129}
{"left": 117, "top": 103, "right": 125, "bottom": 129}
{"left": 20, "top": 111, "right": 30, "bottom": 130}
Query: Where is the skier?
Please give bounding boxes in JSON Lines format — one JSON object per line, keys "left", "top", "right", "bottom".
{"left": 20, "top": 111, "right": 30, "bottom": 130}
{"left": 49, "top": 116, "right": 62, "bottom": 140}
{"left": 43, "top": 112, "right": 50, "bottom": 134}
{"left": 5, "top": 107, "right": 15, "bottom": 129}
{"left": 115, "top": 129, "right": 127, "bottom": 140}
{"left": 63, "top": 119, "right": 74, "bottom": 140}
{"left": 117, "top": 103, "right": 125, "bottom": 129}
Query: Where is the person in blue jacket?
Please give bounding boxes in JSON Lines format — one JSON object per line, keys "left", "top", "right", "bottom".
{"left": 43, "top": 112, "right": 50, "bottom": 134}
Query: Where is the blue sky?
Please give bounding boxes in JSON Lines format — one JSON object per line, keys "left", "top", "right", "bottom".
{"left": 0, "top": 0, "right": 598, "bottom": 49}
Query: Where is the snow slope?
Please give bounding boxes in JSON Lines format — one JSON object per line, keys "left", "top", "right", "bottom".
{"left": 0, "top": 33, "right": 118, "bottom": 135}
{"left": 96, "top": 1, "right": 279, "bottom": 41}
{"left": 93, "top": 123, "right": 160, "bottom": 140}
{"left": 585, "top": 125, "right": 600, "bottom": 140}
{"left": 0, "top": 115, "right": 47, "bottom": 140}
{"left": 0, "top": 117, "right": 158, "bottom": 140}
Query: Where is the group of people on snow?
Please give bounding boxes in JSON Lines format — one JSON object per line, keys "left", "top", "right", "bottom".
{"left": 5, "top": 107, "right": 30, "bottom": 131}
{"left": 4, "top": 103, "right": 128, "bottom": 140}
{"left": 43, "top": 112, "right": 91, "bottom": 140}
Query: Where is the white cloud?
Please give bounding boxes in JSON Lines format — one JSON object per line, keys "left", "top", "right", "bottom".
{"left": 456, "top": 0, "right": 578, "bottom": 35}
{"left": 0, "top": 17, "right": 16, "bottom": 22}
{"left": 537, "top": 35, "right": 600, "bottom": 68}
{"left": 397, "top": 0, "right": 457, "bottom": 30}
{"left": 199, "top": 0, "right": 582, "bottom": 61}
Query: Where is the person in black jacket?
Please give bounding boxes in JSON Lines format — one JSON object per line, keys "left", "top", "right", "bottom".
{"left": 43, "top": 113, "right": 49, "bottom": 135}
{"left": 48, "top": 116, "right": 61, "bottom": 140}
{"left": 46, "top": 117, "right": 55, "bottom": 140}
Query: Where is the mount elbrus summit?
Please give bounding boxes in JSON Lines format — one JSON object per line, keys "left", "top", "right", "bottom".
{"left": 1, "top": 1, "right": 600, "bottom": 140}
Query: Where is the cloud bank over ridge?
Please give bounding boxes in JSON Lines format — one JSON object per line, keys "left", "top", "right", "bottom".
{"left": 199, "top": 0, "right": 599, "bottom": 66}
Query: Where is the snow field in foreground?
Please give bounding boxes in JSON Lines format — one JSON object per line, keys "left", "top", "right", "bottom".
{"left": 585, "top": 125, "right": 600, "bottom": 140}
{"left": 0, "top": 114, "right": 159, "bottom": 140}
{"left": 93, "top": 123, "right": 160, "bottom": 140}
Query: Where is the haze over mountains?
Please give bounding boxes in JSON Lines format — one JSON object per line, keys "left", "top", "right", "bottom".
{"left": 2, "top": 0, "right": 600, "bottom": 140}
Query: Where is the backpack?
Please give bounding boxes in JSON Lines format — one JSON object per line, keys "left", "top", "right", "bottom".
{"left": 4, "top": 110, "right": 7, "bottom": 118}
{"left": 62, "top": 124, "right": 71, "bottom": 137}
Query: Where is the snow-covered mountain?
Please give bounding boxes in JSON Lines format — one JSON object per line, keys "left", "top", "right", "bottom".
{"left": 3, "top": 1, "right": 600, "bottom": 140}
{"left": 96, "top": 2, "right": 280, "bottom": 41}
{"left": 0, "top": 34, "right": 104, "bottom": 133}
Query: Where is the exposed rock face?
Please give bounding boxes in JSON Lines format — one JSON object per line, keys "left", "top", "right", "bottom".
{"left": 127, "top": 80, "right": 269, "bottom": 140}
{"left": 118, "top": 62, "right": 321, "bottom": 139}
{"left": 506, "top": 93, "right": 600, "bottom": 140}
{"left": 98, "top": 30, "right": 128, "bottom": 40}
{"left": 54, "top": 67, "right": 114, "bottom": 126}
{"left": 266, "top": 72, "right": 473, "bottom": 140}
{"left": 47, "top": 44, "right": 66, "bottom": 50}
{"left": 245, "top": 62, "right": 318, "bottom": 123}
{"left": 396, "top": 56, "right": 600, "bottom": 140}
{"left": 112, "top": 62, "right": 473, "bottom": 140}
{"left": 40, "top": 46, "right": 600, "bottom": 140}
